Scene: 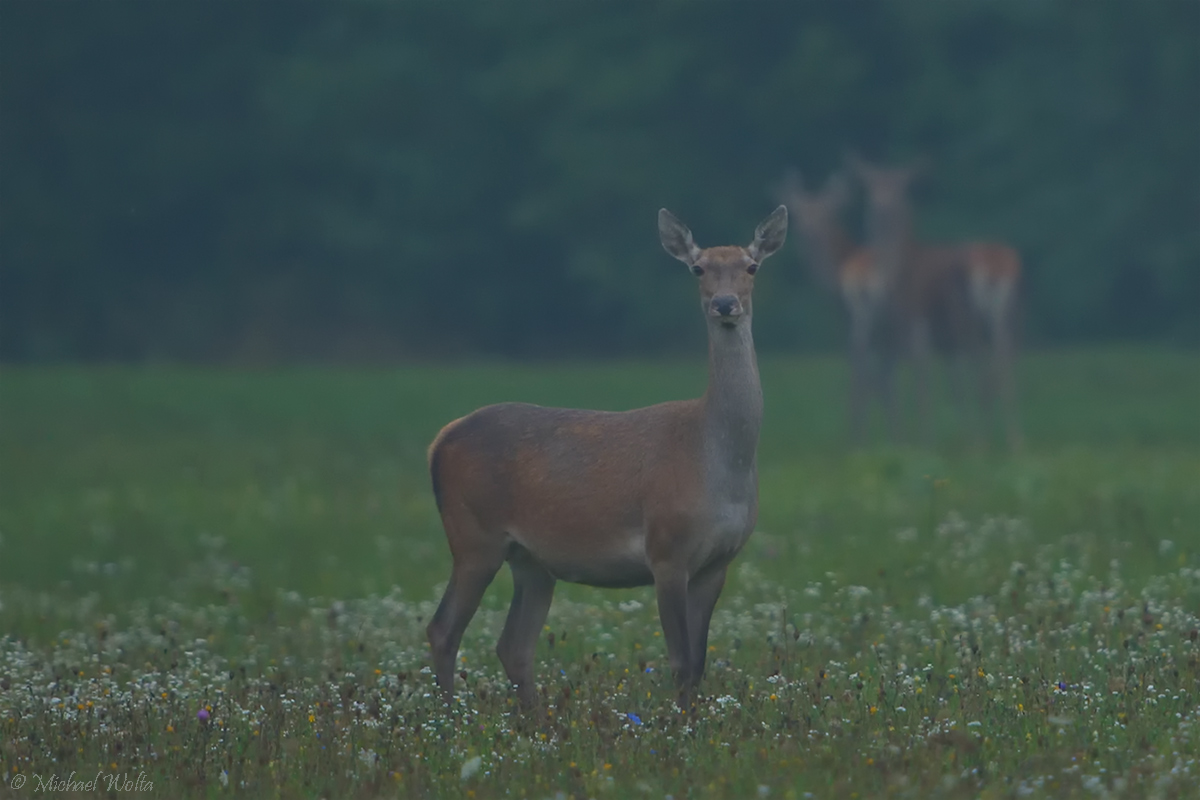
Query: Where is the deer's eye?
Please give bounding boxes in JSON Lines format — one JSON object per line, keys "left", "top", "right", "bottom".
{"left": 690, "top": 265, "right": 704, "bottom": 276}
{"left": 746, "top": 263, "right": 759, "bottom": 275}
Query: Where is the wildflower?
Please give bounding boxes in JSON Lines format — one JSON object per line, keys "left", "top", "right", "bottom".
{"left": 460, "top": 755, "right": 483, "bottom": 781}
{"left": 197, "top": 708, "right": 210, "bottom": 721}
{"left": 626, "top": 713, "right": 643, "bottom": 725}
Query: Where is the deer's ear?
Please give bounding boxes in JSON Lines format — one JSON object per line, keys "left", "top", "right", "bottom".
{"left": 747, "top": 205, "right": 788, "bottom": 263}
{"left": 658, "top": 208, "right": 701, "bottom": 266}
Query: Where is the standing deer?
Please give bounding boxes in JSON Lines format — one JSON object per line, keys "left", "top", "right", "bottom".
{"left": 777, "top": 170, "right": 899, "bottom": 441}
{"left": 426, "top": 206, "right": 788, "bottom": 710}
{"left": 847, "top": 154, "right": 1023, "bottom": 448}
{"left": 961, "top": 240, "right": 1023, "bottom": 449}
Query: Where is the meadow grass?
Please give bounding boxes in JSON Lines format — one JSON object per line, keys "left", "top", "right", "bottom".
{"left": 0, "top": 347, "right": 1198, "bottom": 798}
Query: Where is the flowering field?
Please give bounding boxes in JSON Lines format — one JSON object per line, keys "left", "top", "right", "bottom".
{"left": 1, "top": 349, "right": 1197, "bottom": 798}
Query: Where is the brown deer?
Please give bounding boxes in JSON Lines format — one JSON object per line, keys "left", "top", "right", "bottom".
{"left": 426, "top": 206, "right": 788, "bottom": 710}
{"left": 847, "top": 154, "right": 1023, "bottom": 448}
{"left": 961, "top": 241, "right": 1023, "bottom": 449}
{"left": 777, "top": 170, "right": 900, "bottom": 441}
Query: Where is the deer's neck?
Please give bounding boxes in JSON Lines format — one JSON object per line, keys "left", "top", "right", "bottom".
{"left": 701, "top": 320, "right": 762, "bottom": 479}
{"left": 805, "top": 223, "right": 857, "bottom": 285}
{"left": 869, "top": 205, "right": 915, "bottom": 284}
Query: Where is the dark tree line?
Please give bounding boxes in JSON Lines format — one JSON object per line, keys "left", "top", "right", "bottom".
{"left": 2, "top": 0, "right": 1197, "bottom": 361}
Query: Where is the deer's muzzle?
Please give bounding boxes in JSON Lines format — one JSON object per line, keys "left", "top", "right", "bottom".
{"left": 710, "top": 295, "right": 742, "bottom": 319}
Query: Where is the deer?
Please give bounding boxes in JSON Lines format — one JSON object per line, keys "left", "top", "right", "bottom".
{"left": 846, "top": 154, "right": 1023, "bottom": 449}
{"left": 776, "top": 170, "right": 900, "bottom": 442}
{"left": 425, "top": 206, "right": 789, "bottom": 711}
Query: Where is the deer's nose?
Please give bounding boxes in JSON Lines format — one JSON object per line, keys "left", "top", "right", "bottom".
{"left": 711, "top": 295, "right": 739, "bottom": 317}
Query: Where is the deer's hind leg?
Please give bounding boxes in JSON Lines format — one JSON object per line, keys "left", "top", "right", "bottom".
{"left": 496, "top": 544, "right": 557, "bottom": 710}
{"left": 427, "top": 510, "right": 507, "bottom": 704}
{"left": 992, "top": 315, "right": 1023, "bottom": 452}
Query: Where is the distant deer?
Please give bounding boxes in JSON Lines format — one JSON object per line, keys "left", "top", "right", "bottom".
{"left": 847, "top": 154, "right": 1023, "bottom": 448}
{"left": 777, "top": 170, "right": 899, "bottom": 441}
{"left": 426, "top": 206, "right": 789, "bottom": 710}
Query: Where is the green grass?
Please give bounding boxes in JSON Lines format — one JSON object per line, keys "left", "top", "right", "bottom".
{"left": 0, "top": 348, "right": 1198, "bottom": 798}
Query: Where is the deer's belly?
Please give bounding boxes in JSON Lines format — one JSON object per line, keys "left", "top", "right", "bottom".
{"left": 514, "top": 527, "right": 654, "bottom": 589}
{"left": 507, "top": 497, "right": 754, "bottom": 586}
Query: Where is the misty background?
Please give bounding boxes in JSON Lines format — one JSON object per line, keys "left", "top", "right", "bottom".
{"left": 2, "top": 0, "right": 1197, "bottom": 363}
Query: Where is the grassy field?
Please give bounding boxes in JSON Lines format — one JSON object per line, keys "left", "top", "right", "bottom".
{"left": 1, "top": 348, "right": 1198, "bottom": 798}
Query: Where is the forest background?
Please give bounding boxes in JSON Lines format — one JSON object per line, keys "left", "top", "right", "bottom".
{"left": 2, "top": 0, "right": 1197, "bottom": 362}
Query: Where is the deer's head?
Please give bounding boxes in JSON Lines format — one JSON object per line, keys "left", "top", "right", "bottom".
{"left": 780, "top": 170, "right": 852, "bottom": 242}
{"left": 845, "top": 152, "right": 924, "bottom": 221}
{"left": 658, "top": 206, "right": 788, "bottom": 328}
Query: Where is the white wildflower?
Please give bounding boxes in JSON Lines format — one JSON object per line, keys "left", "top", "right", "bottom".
{"left": 460, "top": 755, "right": 483, "bottom": 781}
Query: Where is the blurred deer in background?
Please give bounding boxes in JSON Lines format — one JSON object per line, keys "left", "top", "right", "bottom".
{"left": 426, "top": 206, "right": 788, "bottom": 711}
{"left": 847, "top": 154, "right": 1023, "bottom": 449}
{"left": 776, "top": 170, "right": 901, "bottom": 442}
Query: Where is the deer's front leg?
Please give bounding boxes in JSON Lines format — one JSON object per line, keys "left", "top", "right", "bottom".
{"left": 910, "top": 317, "right": 934, "bottom": 444}
{"left": 652, "top": 564, "right": 693, "bottom": 707}
{"left": 847, "top": 311, "right": 873, "bottom": 444}
{"left": 686, "top": 563, "right": 728, "bottom": 684}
